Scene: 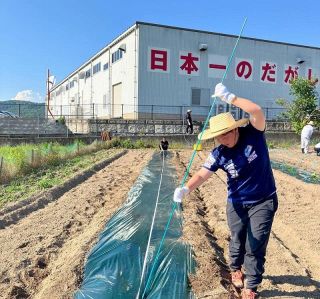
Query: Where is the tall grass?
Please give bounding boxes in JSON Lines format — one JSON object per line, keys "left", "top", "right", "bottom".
{"left": 0, "top": 137, "right": 190, "bottom": 184}
{"left": 0, "top": 140, "right": 103, "bottom": 183}
{"left": 1, "top": 143, "right": 61, "bottom": 182}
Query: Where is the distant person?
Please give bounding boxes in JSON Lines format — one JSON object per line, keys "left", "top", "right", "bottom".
{"left": 314, "top": 142, "right": 320, "bottom": 156}
{"left": 101, "top": 130, "right": 107, "bottom": 141}
{"left": 159, "top": 137, "right": 169, "bottom": 156}
{"left": 301, "top": 121, "right": 314, "bottom": 154}
{"left": 101, "top": 130, "right": 111, "bottom": 141}
{"left": 186, "top": 109, "right": 193, "bottom": 134}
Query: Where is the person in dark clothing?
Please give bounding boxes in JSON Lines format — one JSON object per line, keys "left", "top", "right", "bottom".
{"left": 159, "top": 137, "right": 169, "bottom": 156}
{"left": 314, "top": 142, "right": 320, "bottom": 156}
{"left": 174, "top": 83, "right": 278, "bottom": 299}
{"left": 185, "top": 109, "right": 193, "bottom": 134}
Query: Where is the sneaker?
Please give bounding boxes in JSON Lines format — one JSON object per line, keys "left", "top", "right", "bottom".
{"left": 241, "top": 288, "right": 258, "bottom": 299}
{"left": 231, "top": 270, "right": 244, "bottom": 288}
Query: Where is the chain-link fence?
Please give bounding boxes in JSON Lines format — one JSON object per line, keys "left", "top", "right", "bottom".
{"left": 0, "top": 102, "right": 289, "bottom": 121}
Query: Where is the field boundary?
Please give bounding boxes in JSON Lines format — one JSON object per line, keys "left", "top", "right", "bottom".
{"left": 0, "top": 150, "right": 127, "bottom": 229}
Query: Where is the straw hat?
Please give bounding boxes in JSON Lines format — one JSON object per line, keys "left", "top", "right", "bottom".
{"left": 308, "top": 120, "right": 314, "bottom": 125}
{"left": 198, "top": 112, "right": 249, "bottom": 140}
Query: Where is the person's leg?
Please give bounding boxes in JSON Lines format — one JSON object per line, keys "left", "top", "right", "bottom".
{"left": 305, "top": 139, "right": 310, "bottom": 153}
{"left": 190, "top": 124, "right": 194, "bottom": 134}
{"left": 186, "top": 124, "right": 190, "bottom": 134}
{"left": 301, "top": 137, "right": 306, "bottom": 153}
{"left": 227, "top": 201, "right": 248, "bottom": 271}
{"left": 244, "top": 195, "right": 278, "bottom": 291}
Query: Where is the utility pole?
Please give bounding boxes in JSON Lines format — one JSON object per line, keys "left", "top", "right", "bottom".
{"left": 47, "top": 69, "right": 54, "bottom": 119}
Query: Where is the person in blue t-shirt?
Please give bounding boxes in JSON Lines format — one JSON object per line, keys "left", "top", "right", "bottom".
{"left": 173, "top": 83, "right": 278, "bottom": 299}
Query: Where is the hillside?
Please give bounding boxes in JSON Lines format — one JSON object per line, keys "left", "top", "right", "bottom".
{"left": 0, "top": 100, "right": 46, "bottom": 118}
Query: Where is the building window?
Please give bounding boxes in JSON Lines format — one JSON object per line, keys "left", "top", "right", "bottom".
{"left": 69, "top": 81, "right": 75, "bottom": 89}
{"left": 85, "top": 69, "right": 91, "bottom": 79}
{"left": 66, "top": 84, "right": 69, "bottom": 91}
{"left": 191, "top": 88, "right": 201, "bottom": 105}
{"left": 103, "top": 62, "right": 109, "bottom": 70}
{"left": 111, "top": 49, "right": 123, "bottom": 63}
{"left": 93, "top": 62, "right": 101, "bottom": 74}
{"left": 191, "top": 88, "right": 210, "bottom": 106}
{"left": 79, "top": 71, "right": 85, "bottom": 79}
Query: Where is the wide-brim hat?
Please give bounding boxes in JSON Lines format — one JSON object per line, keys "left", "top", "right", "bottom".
{"left": 187, "top": 109, "right": 191, "bottom": 112}
{"left": 198, "top": 112, "right": 249, "bottom": 140}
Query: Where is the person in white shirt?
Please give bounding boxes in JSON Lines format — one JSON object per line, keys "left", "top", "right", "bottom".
{"left": 301, "top": 121, "right": 314, "bottom": 154}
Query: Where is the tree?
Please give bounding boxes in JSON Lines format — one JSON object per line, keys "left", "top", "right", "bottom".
{"left": 276, "top": 77, "right": 319, "bottom": 133}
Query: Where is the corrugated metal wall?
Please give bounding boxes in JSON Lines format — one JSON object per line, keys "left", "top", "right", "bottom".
{"left": 138, "top": 23, "right": 320, "bottom": 114}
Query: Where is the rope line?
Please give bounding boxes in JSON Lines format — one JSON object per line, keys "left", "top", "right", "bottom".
{"left": 140, "top": 18, "right": 247, "bottom": 298}
{"left": 136, "top": 151, "right": 166, "bottom": 299}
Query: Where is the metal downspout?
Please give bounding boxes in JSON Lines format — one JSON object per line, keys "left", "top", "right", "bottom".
{"left": 134, "top": 25, "right": 138, "bottom": 120}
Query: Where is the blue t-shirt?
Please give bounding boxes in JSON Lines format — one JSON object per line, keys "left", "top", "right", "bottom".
{"left": 203, "top": 123, "right": 276, "bottom": 203}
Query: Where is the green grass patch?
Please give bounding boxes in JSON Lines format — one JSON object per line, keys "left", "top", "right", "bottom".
{"left": 267, "top": 140, "right": 297, "bottom": 149}
{"left": 0, "top": 137, "right": 190, "bottom": 207}
{"left": 0, "top": 148, "right": 119, "bottom": 208}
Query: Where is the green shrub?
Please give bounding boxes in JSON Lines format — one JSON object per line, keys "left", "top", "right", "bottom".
{"left": 267, "top": 142, "right": 275, "bottom": 149}
{"left": 135, "top": 139, "right": 147, "bottom": 148}
{"left": 38, "top": 179, "right": 54, "bottom": 189}
{"left": 57, "top": 116, "right": 66, "bottom": 125}
{"left": 276, "top": 77, "right": 319, "bottom": 133}
{"left": 121, "top": 139, "right": 135, "bottom": 149}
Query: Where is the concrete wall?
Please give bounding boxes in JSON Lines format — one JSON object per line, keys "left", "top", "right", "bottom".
{"left": 72, "top": 119, "right": 299, "bottom": 135}
{"left": 89, "top": 119, "right": 202, "bottom": 136}
{"left": 0, "top": 118, "right": 71, "bottom": 136}
{"left": 2, "top": 117, "right": 318, "bottom": 147}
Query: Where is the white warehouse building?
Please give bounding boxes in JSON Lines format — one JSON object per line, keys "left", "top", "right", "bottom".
{"left": 49, "top": 21, "right": 320, "bottom": 120}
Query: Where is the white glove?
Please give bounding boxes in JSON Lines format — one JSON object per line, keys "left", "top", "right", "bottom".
{"left": 212, "top": 83, "right": 236, "bottom": 104}
{"left": 173, "top": 186, "right": 189, "bottom": 203}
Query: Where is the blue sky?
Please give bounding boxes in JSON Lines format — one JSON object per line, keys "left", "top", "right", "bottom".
{"left": 0, "top": 0, "right": 319, "bottom": 102}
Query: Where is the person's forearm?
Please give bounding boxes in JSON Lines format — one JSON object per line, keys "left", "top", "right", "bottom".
{"left": 185, "top": 169, "right": 211, "bottom": 192}
{"left": 232, "top": 96, "right": 265, "bottom": 130}
{"left": 185, "top": 174, "right": 204, "bottom": 192}
{"left": 232, "top": 96, "right": 262, "bottom": 116}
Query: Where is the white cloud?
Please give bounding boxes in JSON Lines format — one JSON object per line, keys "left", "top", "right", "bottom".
{"left": 12, "top": 90, "right": 44, "bottom": 103}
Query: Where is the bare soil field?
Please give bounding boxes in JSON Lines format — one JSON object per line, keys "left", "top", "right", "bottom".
{"left": 0, "top": 148, "right": 319, "bottom": 299}
{"left": 269, "top": 148, "right": 320, "bottom": 175}
{"left": 177, "top": 148, "right": 320, "bottom": 298}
